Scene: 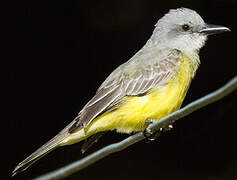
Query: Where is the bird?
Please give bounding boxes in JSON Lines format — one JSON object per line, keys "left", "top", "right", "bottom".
{"left": 12, "top": 8, "right": 230, "bottom": 176}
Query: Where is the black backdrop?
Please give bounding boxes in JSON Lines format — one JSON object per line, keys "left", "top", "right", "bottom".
{"left": 7, "top": 0, "right": 237, "bottom": 179}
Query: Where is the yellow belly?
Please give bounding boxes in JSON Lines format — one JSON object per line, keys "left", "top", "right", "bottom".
{"left": 61, "top": 54, "right": 197, "bottom": 146}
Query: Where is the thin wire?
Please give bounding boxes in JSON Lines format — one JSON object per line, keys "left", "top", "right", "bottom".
{"left": 34, "top": 76, "right": 237, "bottom": 180}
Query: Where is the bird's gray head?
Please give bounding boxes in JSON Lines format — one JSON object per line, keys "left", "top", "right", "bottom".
{"left": 151, "top": 8, "right": 230, "bottom": 53}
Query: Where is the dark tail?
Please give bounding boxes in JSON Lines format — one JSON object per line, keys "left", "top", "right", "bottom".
{"left": 12, "top": 132, "right": 69, "bottom": 176}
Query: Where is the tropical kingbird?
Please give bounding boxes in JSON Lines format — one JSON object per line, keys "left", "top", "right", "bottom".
{"left": 12, "top": 8, "right": 230, "bottom": 176}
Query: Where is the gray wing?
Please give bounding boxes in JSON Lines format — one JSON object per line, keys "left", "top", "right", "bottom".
{"left": 68, "top": 48, "right": 181, "bottom": 133}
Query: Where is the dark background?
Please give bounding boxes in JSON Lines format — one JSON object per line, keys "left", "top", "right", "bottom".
{"left": 6, "top": 0, "right": 236, "bottom": 179}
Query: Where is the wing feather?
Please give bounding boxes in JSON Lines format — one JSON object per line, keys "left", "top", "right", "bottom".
{"left": 69, "top": 48, "right": 181, "bottom": 133}
{"left": 79, "top": 84, "right": 121, "bottom": 127}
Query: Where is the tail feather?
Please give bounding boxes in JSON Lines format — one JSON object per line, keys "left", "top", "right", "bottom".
{"left": 12, "top": 117, "right": 81, "bottom": 176}
{"left": 12, "top": 132, "right": 69, "bottom": 176}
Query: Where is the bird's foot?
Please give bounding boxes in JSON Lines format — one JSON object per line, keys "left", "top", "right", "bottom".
{"left": 143, "top": 119, "right": 163, "bottom": 141}
{"left": 163, "top": 124, "right": 173, "bottom": 131}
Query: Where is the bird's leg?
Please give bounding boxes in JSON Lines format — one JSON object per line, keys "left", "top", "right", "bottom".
{"left": 143, "top": 119, "right": 163, "bottom": 141}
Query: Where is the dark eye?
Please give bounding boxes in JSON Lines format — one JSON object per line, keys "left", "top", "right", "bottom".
{"left": 182, "top": 24, "right": 190, "bottom": 31}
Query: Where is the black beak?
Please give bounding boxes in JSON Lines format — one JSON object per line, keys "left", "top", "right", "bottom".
{"left": 199, "top": 24, "right": 230, "bottom": 35}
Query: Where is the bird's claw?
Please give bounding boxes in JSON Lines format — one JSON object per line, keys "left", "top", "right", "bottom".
{"left": 143, "top": 119, "right": 162, "bottom": 142}
{"left": 143, "top": 119, "right": 174, "bottom": 142}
